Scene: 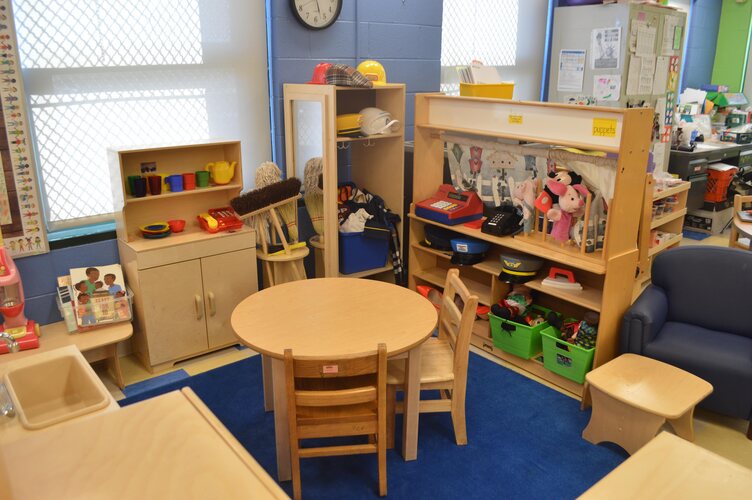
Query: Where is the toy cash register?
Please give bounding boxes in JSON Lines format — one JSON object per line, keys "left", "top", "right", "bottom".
{"left": 415, "top": 184, "right": 484, "bottom": 226}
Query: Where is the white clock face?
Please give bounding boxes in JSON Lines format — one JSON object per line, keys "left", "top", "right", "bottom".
{"left": 292, "top": 0, "right": 341, "bottom": 29}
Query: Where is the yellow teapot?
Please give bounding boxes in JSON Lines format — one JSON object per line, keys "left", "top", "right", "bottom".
{"left": 205, "top": 160, "right": 237, "bottom": 185}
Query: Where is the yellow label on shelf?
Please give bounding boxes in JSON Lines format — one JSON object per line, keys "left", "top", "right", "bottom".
{"left": 508, "top": 114, "right": 523, "bottom": 125}
{"left": 592, "top": 118, "right": 617, "bottom": 137}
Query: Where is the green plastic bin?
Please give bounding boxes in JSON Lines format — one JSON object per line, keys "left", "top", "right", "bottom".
{"left": 488, "top": 305, "right": 551, "bottom": 360}
{"left": 540, "top": 325, "right": 595, "bottom": 384}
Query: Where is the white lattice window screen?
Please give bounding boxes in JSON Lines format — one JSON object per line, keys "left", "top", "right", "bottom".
{"left": 12, "top": 0, "right": 271, "bottom": 229}
{"left": 441, "top": 0, "right": 519, "bottom": 94}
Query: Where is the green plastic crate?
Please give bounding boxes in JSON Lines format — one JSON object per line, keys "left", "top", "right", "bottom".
{"left": 488, "top": 305, "right": 551, "bottom": 360}
{"left": 540, "top": 325, "right": 595, "bottom": 384}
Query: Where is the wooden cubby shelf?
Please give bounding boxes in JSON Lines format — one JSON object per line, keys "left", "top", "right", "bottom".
{"left": 124, "top": 183, "right": 242, "bottom": 203}
{"left": 336, "top": 132, "right": 402, "bottom": 143}
{"left": 652, "top": 181, "right": 691, "bottom": 201}
{"left": 338, "top": 264, "right": 394, "bottom": 279}
{"left": 648, "top": 233, "right": 683, "bottom": 257}
{"left": 650, "top": 208, "right": 688, "bottom": 230}
{"left": 408, "top": 94, "right": 652, "bottom": 396}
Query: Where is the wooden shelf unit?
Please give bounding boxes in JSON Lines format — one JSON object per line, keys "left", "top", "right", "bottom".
{"left": 636, "top": 176, "right": 690, "bottom": 284}
{"left": 109, "top": 141, "right": 258, "bottom": 372}
{"left": 409, "top": 94, "right": 652, "bottom": 396}
{"left": 283, "top": 83, "right": 405, "bottom": 279}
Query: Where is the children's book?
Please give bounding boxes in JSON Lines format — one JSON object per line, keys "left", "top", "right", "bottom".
{"left": 738, "top": 210, "right": 752, "bottom": 223}
{"left": 70, "top": 264, "right": 128, "bottom": 327}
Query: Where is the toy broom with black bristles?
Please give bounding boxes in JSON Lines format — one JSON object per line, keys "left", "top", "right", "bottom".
{"left": 230, "top": 177, "right": 301, "bottom": 219}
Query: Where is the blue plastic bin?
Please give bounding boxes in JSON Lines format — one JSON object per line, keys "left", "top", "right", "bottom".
{"left": 339, "top": 231, "right": 389, "bottom": 274}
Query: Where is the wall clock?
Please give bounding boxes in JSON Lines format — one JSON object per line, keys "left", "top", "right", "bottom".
{"left": 290, "top": 0, "right": 342, "bottom": 30}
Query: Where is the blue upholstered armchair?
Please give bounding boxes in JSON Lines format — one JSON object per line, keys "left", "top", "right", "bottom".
{"left": 621, "top": 246, "right": 752, "bottom": 439}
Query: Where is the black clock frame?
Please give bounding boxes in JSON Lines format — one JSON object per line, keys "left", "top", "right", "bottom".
{"left": 289, "top": 0, "right": 342, "bottom": 30}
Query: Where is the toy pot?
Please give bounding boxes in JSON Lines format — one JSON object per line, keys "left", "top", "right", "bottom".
{"left": 168, "top": 219, "right": 186, "bottom": 233}
{"left": 205, "top": 161, "right": 236, "bottom": 185}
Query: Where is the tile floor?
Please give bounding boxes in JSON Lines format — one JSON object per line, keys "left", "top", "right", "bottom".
{"left": 94, "top": 229, "right": 751, "bottom": 474}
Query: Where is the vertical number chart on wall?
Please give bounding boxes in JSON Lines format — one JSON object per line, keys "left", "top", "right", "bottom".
{"left": 0, "top": 0, "right": 47, "bottom": 257}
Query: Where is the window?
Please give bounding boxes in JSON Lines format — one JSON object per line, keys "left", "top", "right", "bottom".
{"left": 13, "top": 0, "right": 271, "bottom": 230}
{"left": 440, "top": 0, "right": 520, "bottom": 94}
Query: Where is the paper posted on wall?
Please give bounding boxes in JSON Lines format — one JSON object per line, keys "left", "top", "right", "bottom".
{"left": 593, "top": 75, "right": 621, "bottom": 101}
{"left": 557, "top": 49, "right": 586, "bottom": 92}
{"left": 591, "top": 27, "right": 620, "bottom": 70}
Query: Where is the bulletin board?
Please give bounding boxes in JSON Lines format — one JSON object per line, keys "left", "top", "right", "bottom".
{"left": 0, "top": 0, "right": 48, "bottom": 257}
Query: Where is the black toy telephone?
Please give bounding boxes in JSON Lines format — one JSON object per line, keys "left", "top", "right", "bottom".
{"left": 481, "top": 204, "right": 523, "bottom": 237}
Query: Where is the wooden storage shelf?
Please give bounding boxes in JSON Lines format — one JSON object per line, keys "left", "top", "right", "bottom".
{"left": 336, "top": 132, "right": 401, "bottom": 143}
{"left": 524, "top": 278, "right": 602, "bottom": 312}
{"left": 414, "top": 267, "right": 492, "bottom": 306}
{"left": 470, "top": 334, "right": 584, "bottom": 397}
{"left": 653, "top": 181, "right": 691, "bottom": 201}
{"left": 409, "top": 211, "right": 607, "bottom": 274}
{"left": 125, "top": 226, "right": 253, "bottom": 253}
{"left": 124, "top": 184, "right": 242, "bottom": 203}
{"left": 409, "top": 94, "right": 652, "bottom": 395}
{"left": 648, "top": 233, "right": 682, "bottom": 257}
{"left": 650, "top": 208, "right": 687, "bottom": 229}
{"left": 338, "top": 264, "right": 393, "bottom": 279}
{"left": 284, "top": 83, "right": 405, "bottom": 279}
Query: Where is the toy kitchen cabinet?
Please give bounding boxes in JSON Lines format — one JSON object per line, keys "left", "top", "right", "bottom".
{"left": 110, "top": 141, "right": 257, "bottom": 372}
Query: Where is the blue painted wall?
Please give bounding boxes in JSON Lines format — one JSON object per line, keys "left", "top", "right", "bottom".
{"left": 682, "top": 0, "right": 722, "bottom": 90}
{"left": 16, "top": 239, "right": 120, "bottom": 326}
{"left": 269, "top": 0, "right": 443, "bottom": 165}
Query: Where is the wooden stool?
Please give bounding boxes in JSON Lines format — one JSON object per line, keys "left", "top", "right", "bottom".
{"left": 581, "top": 354, "right": 712, "bottom": 455}
{"left": 240, "top": 194, "right": 309, "bottom": 287}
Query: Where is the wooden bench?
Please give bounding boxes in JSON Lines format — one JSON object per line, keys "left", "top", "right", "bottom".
{"left": 0, "top": 321, "right": 133, "bottom": 389}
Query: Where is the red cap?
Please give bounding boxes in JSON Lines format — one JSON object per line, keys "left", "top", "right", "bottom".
{"left": 307, "top": 62, "right": 332, "bottom": 84}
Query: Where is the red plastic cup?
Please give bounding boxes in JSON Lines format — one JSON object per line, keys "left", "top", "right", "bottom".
{"left": 183, "top": 172, "right": 196, "bottom": 190}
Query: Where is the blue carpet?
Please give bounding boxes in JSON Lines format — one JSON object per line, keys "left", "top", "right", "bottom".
{"left": 121, "top": 369, "right": 189, "bottom": 398}
{"left": 120, "top": 353, "right": 626, "bottom": 499}
{"left": 683, "top": 229, "right": 711, "bottom": 241}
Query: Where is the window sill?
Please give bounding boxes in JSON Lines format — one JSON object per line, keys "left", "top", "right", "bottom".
{"left": 48, "top": 221, "right": 117, "bottom": 250}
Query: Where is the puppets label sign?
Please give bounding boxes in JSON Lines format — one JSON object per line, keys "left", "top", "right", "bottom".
{"left": 592, "top": 118, "right": 617, "bottom": 138}
{"left": 508, "top": 114, "right": 523, "bottom": 125}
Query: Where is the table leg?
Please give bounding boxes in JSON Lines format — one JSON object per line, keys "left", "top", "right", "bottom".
{"left": 271, "top": 358, "right": 291, "bottom": 481}
{"left": 107, "top": 343, "right": 125, "bottom": 390}
{"left": 668, "top": 406, "right": 696, "bottom": 441}
{"left": 580, "top": 381, "right": 591, "bottom": 411}
{"left": 402, "top": 343, "right": 422, "bottom": 461}
{"left": 582, "top": 385, "right": 665, "bottom": 455}
{"left": 262, "top": 354, "right": 274, "bottom": 412}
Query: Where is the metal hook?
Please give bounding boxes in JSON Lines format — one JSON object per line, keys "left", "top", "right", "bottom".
{"left": 364, "top": 139, "right": 374, "bottom": 147}
{"left": 337, "top": 142, "right": 350, "bottom": 150}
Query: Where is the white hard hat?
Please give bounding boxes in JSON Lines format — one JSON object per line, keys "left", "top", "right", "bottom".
{"left": 359, "top": 107, "right": 400, "bottom": 136}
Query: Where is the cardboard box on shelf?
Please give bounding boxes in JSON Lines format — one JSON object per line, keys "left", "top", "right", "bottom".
{"left": 684, "top": 206, "right": 734, "bottom": 234}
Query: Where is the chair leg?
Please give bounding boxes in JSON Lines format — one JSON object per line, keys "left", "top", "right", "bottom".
{"left": 747, "top": 420, "right": 752, "bottom": 440}
{"left": 386, "top": 385, "right": 396, "bottom": 449}
{"left": 450, "top": 393, "right": 468, "bottom": 446}
{"left": 291, "top": 452, "right": 302, "bottom": 500}
{"left": 378, "top": 428, "right": 387, "bottom": 496}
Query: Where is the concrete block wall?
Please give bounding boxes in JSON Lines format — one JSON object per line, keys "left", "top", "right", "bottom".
{"left": 269, "top": 0, "right": 443, "bottom": 167}
{"left": 682, "top": 0, "right": 722, "bottom": 90}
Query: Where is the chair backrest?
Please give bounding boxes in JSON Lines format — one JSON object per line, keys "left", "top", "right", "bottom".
{"left": 734, "top": 194, "right": 752, "bottom": 212}
{"left": 438, "top": 269, "right": 479, "bottom": 382}
{"left": 652, "top": 246, "right": 752, "bottom": 337}
{"left": 284, "top": 343, "right": 387, "bottom": 439}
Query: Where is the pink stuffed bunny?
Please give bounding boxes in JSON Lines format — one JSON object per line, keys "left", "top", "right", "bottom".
{"left": 546, "top": 181, "right": 589, "bottom": 243}
{"left": 509, "top": 177, "right": 536, "bottom": 233}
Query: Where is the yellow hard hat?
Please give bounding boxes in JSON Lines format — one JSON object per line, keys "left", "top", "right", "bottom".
{"left": 357, "top": 60, "right": 386, "bottom": 86}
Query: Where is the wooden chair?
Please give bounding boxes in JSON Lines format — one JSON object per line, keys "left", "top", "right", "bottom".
{"left": 285, "top": 344, "right": 388, "bottom": 500}
{"left": 387, "top": 268, "right": 478, "bottom": 447}
{"left": 729, "top": 194, "right": 752, "bottom": 250}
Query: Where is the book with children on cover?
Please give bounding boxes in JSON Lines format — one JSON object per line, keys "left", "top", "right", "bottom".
{"left": 70, "top": 264, "right": 130, "bottom": 327}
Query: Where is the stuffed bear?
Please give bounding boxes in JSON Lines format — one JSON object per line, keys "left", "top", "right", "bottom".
{"left": 546, "top": 181, "right": 590, "bottom": 243}
{"left": 534, "top": 169, "right": 583, "bottom": 215}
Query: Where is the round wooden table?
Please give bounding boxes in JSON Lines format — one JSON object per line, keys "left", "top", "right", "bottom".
{"left": 231, "top": 278, "right": 437, "bottom": 481}
{"left": 731, "top": 217, "right": 752, "bottom": 250}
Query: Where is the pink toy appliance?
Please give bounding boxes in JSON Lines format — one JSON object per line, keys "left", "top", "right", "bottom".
{"left": 0, "top": 245, "right": 39, "bottom": 354}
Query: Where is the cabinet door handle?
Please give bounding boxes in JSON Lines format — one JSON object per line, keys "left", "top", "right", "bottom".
{"left": 194, "top": 294, "right": 204, "bottom": 321}
{"left": 207, "top": 292, "right": 216, "bottom": 317}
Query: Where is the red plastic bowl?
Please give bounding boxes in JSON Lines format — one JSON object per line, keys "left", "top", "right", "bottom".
{"left": 168, "top": 219, "right": 186, "bottom": 233}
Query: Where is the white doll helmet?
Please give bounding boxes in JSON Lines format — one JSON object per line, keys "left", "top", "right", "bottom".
{"left": 359, "top": 107, "right": 400, "bottom": 136}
